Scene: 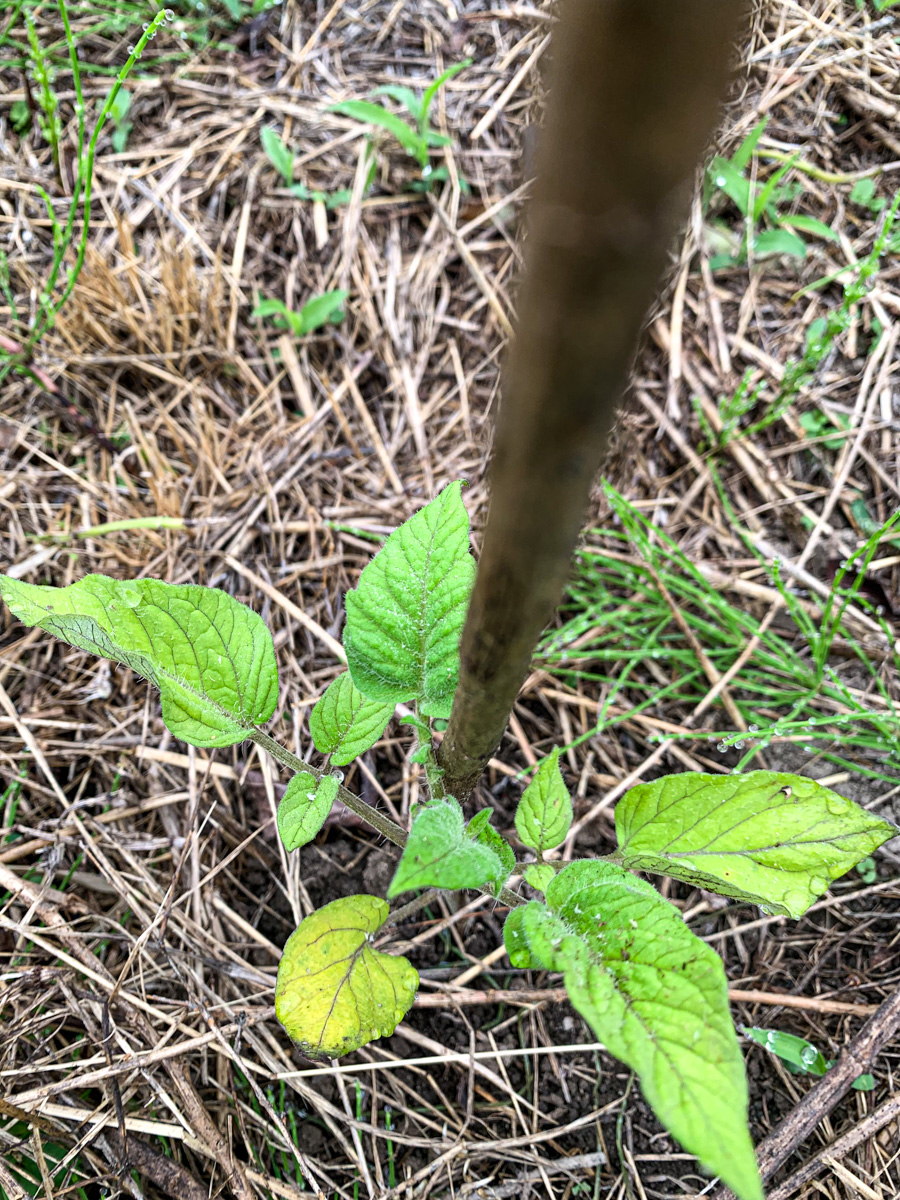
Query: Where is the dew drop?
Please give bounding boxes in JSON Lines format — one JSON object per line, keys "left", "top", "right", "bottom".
{"left": 749, "top": 724, "right": 759, "bottom": 733}
{"left": 142, "top": 21, "right": 150, "bottom": 30}
{"left": 735, "top": 740, "right": 745, "bottom": 749}
{"left": 800, "top": 1044, "right": 819, "bottom": 1068}
{"left": 165, "top": 7, "right": 175, "bottom": 17}
{"left": 825, "top": 795, "right": 849, "bottom": 816}
{"left": 333, "top": 770, "right": 345, "bottom": 783}
{"left": 127, "top": 43, "right": 136, "bottom": 52}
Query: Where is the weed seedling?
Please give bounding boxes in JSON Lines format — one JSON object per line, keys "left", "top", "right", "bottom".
{"left": 252, "top": 290, "right": 349, "bottom": 337}
{"left": 1, "top": 482, "right": 894, "bottom": 1200}
{"left": 706, "top": 117, "right": 839, "bottom": 265}
{"left": 260, "top": 125, "right": 356, "bottom": 208}
{"left": 330, "top": 59, "right": 471, "bottom": 189}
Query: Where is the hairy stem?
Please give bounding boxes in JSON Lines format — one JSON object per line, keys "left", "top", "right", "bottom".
{"left": 438, "top": 0, "right": 748, "bottom": 802}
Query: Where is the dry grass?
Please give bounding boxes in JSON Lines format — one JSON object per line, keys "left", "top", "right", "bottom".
{"left": 1, "top": 1, "right": 900, "bottom": 1197}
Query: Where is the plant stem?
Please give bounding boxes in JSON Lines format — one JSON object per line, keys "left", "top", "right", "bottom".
{"left": 438, "top": 0, "right": 748, "bottom": 802}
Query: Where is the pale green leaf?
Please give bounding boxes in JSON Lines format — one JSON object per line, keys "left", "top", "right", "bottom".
{"left": 504, "top": 861, "right": 762, "bottom": 1200}
{"left": 277, "top": 772, "right": 339, "bottom": 850}
{"left": 388, "top": 798, "right": 507, "bottom": 897}
{"left": 779, "top": 214, "right": 839, "bottom": 242}
{"left": 514, "top": 748, "right": 573, "bottom": 854}
{"left": 297, "top": 289, "right": 348, "bottom": 335}
{"left": 344, "top": 482, "right": 476, "bottom": 718}
{"left": 276, "top": 895, "right": 418, "bottom": 1057}
{"left": 309, "top": 672, "right": 394, "bottom": 766}
{"left": 742, "top": 1027, "right": 828, "bottom": 1075}
{"left": 261, "top": 125, "right": 294, "bottom": 184}
{"left": 753, "top": 228, "right": 807, "bottom": 258}
{"left": 615, "top": 770, "right": 896, "bottom": 918}
{"left": 0, "top": 574, "right": 278, "bottom": 748}
{"left": 330, "top": 99, "right": 427, "bottom": 165}
{"left": 523, "top": 863, "right": 556, "bottom": 893}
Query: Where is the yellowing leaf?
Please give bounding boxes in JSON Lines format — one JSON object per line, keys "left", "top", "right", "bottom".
{"left": 277, "top": 772, "right": 339, "bottom": 850}
{"left": 616, "top": 771, "right": 897, "bottom": 917}
{"left": 276, "top": 895, "right": 418, "bottom": 1058}
{"left": 0, "top": 574, "right": 277, "bottom": 748}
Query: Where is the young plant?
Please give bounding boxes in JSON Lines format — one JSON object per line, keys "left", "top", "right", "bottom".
{"left": 0, "top": 4, "right": 177, "bottom": 387}
{"left": 101, "top": 86, "right": 133, "bottom": 154}
{"left": 1, "top": 482, "right": 894, "bottom": 1200}
{"left": 260, "top": 125, "right": 355, "bottom": 208}
{"left": 330, "top": 59, "right": 470, "bottom": 188}
{"left": 252, "top": 289, "right": 349, "bottom": 337}
{"left": 705, "top": 117, "right": 839, "bottom": 265}
{"left": 744, "top": 1027, "right": 876, "bottom": 1089}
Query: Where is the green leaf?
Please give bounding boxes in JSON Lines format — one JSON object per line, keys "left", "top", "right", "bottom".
{"left": 615, "top": 771, "right": 896, "bottom": 918}
{"left": 277, "top": 772, "right": 339, "bottom": 850}
{"left": 110, "top": 122, "right": 132, "bottom": 154}
{"left": 514, "top": 748, "right": 573, "bottom": 854}
{"left": 708, "top": 155, "right": 751, "bottom": 216}
{"left": 730, "top": 117, "right": 768, "bottom": 172}
{"left": 330, "top": 99, "right": 428, "bottom": 166}
{"left": 468, "top": 811, "right": 515, "bottom": 884}
{"left": 252, "top": 296, "right": 302, "bottom": 336}
{"left": 504, "top": 861, "right": 762, "bottom": 1200}
{"left": 753, "top": 228, "right": 807, "bottom": 259}
{"left": 371, "top": 84, "right": 424, "bottom": 124}
{"left": 309, "top": 672, "right": 394, "bottom": 766}
{"left": 344, "top": 482, "right": 476, "bottom": 718}
{"left": 276, "top": 895, "right": 418, "bottom": 1057}
{"left": 296, "top": 289, "right": 348, "bottom": 335}
{"left": 420, "top": 59, "right": 471, "bottom": 130}
{"left": 0, "top": 575, "right": 278, "bottom": 748}
{"left": 261, "top": 125, "right": 294, "bottom": 185}
{"left": 523, "top": 863, "right": 556, "bottom": 893}
{"left": 779, "top": 214, "right": 839, "bottom": 242}
{"left": 742, "top": 1027, "right": 828, "bottom": 1075}
{"left": 853, "top": 1073, "right": 875, "bottom": 1090}
{"left": 388, "top": 798, "right": 507, "bottom": 897}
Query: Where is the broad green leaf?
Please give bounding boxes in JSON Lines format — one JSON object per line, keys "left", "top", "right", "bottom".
{"left": 330, "top": 100, "right": 428, "bottom": 165}
{"left": 615, "top": 770, "right": 896, "bottom": 918}
{"left": 296, "top": 289, "right": 348, "bottom": 335}
{"left": 276, "top": 895, "right": 418, "bottom": 1057}
{"left": 753, "top": 228, "right": 807, "bottom": 259}
{"left": 277, "top": 772, "right": 339, "bottom": 850}
{"left": 779, "top": 214, "right": 839, "bottom": 242}
{"left": 742, "top": 1027, "right": 828, "bottom": 1075}
{"left": 344, "top": 482, "right": 476, "bottom": 719}
{"left": 261, "top": 125, "right": 294, "bottom": 184}
{"left": 388, "top": 798, "right": 507, "bottom": 897}
{"left": 0, "top": 575, "right": 278, "bottom": 748}
{"left": 504, "top": 862, "right": 762, "bottom": 1200}
{"left": 252, "top": 296, "right": 303, "bottom": 337}
{"left": 309, "top": 672, "right": 394, "bottom": 766}
{"left": 523, "top": 863, "right": 556, "bottom": 893}
{"left": 514, "top": 748, "right": 573, "bottom": 854}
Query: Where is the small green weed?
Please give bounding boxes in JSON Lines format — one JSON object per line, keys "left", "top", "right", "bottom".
{"left": 260, "top": 125, "right": 355, "bottom": 207}
{"left": 699, "top": 190, "right": 900, "bottom": 446}
{"left": 252, "top": 289, "right": 349, "bottom": 337}
{"left": 540, "top": 483, "right": 900, "bottom": 783}
{"left": 101, "top": 84, "right": 132, "bottom": 153}
{"left": 706, "top": 117, "right": 839, "bottom": 265}
{"left": 330, "top": 59, "right": 471, "bottom": 189}
{"left": 744, "top": 1026, "right": 877, "bottom": 1088}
